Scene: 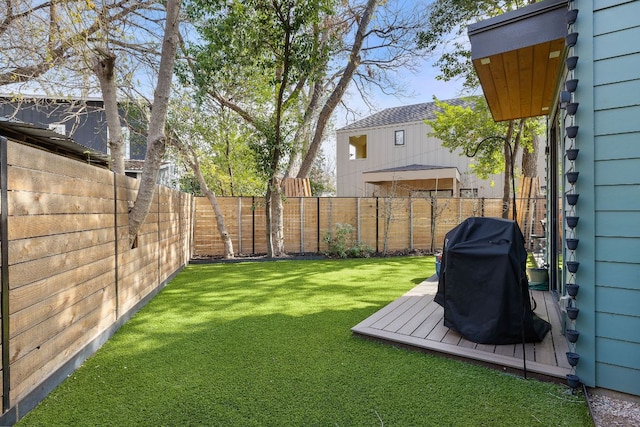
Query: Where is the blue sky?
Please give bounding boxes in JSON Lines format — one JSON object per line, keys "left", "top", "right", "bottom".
{"left": 326, "top": 56, "right": 467, "bottom": 164}
{"left": 335, "top": 56, "right": 467, "bottom": 130}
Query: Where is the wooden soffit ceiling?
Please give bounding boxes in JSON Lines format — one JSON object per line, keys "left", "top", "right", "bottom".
{"left": 468, "top": 0, "right": 567, "bottom": 122}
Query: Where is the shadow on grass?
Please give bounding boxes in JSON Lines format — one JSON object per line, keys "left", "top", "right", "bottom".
{"left": 18, "top": 257, "right": 590, "bottom": 426}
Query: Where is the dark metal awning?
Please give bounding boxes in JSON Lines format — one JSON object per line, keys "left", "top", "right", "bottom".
{"left": 362, "top": 164, "right": 460, "bottom": 184}
{"left": 468, "top": 0, "right": 567, "bottom": 122}
{"left": 0, "top": 117, "right": 110, "bottom": 167}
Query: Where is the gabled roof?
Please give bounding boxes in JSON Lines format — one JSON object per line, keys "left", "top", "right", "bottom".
{"left": 125, "top": 159, "right": 146, "bottom": 171}
{"left": 0, "top": 93, "right": 104, "bottom": 103}
{"left": 361, "top": 163, "right": 461, "bottom": 185}
{"left": 338, "top": 98, "right": 470, "bottom": 131}
{"left": 125, "top": 159, "right": 171, "bottom": 172}
{"left": 363, "top": 164, "right": 455, "bottom": 174}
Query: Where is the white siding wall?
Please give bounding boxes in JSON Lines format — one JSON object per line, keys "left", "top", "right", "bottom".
{"left": 336, "top": 120, "right": 543, "bottom": 198}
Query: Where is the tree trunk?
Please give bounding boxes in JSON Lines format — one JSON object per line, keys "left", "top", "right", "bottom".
{"left": 170, "top": 131, "right": 235, "bottom": 258}
{"left": 264, "top": 176, "right": 286, "bottom": 258}
{"left": 225, "top": 132, "right": 235, "bottom": 196}
{"left": 285, "top": 81, "right": 322, "bottom": 178}
{"left": 194, "top": 161, "right": 234, "bottom": 258}
{"left": 93, "top": 48, "right": 125, "bottom": 174}
{"left": 297, "top": 0, "right": 378, "bottom": 178}
{"left": 127, "top": 0, "right": 181, "bottom": 247}
{"left": 502, "top": 120, "right": 516, "bottom": 219}
{"left": 265, "top": 184, "right": 274, "bottom": 257}
{"left": 430, "top": 197, "right": 437, "bottom": 252}
{"left": 271, "top": 179, "right": 285, "bottom": 256}
{"left": 522, "top": 126, "right": 538, "bottom": 178}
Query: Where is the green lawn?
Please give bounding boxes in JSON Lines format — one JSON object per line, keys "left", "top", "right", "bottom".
{"left": 19, "top": 257, "right": 591, "bottom": 426}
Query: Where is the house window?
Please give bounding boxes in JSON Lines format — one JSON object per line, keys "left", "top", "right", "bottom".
{"left": 106, "top": 126, "right": 131, "bottom": 159}
{"left": 48, "top": 123, "right": 66, "bottom": 135}
{"left": 411, "top": 190, "right": 453, "bottom": 198}
{"left": 349, "top": 135, "right": 367, "bottom": 159}
{"left": 460, "top": 188, "right": 478, "bottom": 198}
{"left": 122, "top": 126, "right": 131, "bottom": 160}
{"left": 430, "top": 189, "right": 453, "bottom": 197}
{"left": 394, "top": 130, "right": 405, "bottom": 146}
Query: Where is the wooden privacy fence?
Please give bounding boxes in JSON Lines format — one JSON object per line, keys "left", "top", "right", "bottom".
{"left": 193, "top": 195, "right": 546, "bottom": 257}
{"left": 0, "top": 139, "right": 193, "bottom": 424}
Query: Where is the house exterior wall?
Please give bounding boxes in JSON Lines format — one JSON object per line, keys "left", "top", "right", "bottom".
{"left": 336, "top": 120, "right": 520, "bottom": 198}
{"left": 570, "top": 0, "right": 640, "bottom": 396}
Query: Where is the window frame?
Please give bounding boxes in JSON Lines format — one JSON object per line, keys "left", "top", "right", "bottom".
{"left": 394, "top": 129, "right": 405, "bottom": 146}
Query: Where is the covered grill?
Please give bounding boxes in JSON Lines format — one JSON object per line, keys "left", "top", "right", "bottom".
{"left": 435, "top": 217, "right": 550, "bottom": 345}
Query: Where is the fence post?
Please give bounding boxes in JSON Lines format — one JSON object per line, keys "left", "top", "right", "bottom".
{"left": 113, "top": 173, "right": 119, "bottom": 320}
{"left": 316, "top": 197, "right": 320, "bottom": 253}
{"left": 237, "top": 197, "right": 242, "bottom": 255}
{"left": 356, "top": 198, "right": 361, "bottom": 243}
{"left": 157, "top": 186, "right": 161, "bottom": 282}
{"left": 0, "top": 137, "right": 10, "bottom": 412}
{"left": 300, "top": 198, "right": 304, "bottom": 254}
{"left": 375, "top": 197, "right": 379, "bottom": 253}
{"left": 409, "top": 197, "right": 414, "bottom": 250}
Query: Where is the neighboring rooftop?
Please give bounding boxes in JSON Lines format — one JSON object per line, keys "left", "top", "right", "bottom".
{"left": 0, "top": 117, "right": 109, "bottom": 167}
{"left": 363, "top": 164, "right": 456, "bottom": 174}
{"left": 338, "top": 98, "right": 470, "bottom": 131}
{"left": 0, "top": 92, "right": 105, "bottom": 103}
{"left": 125, "top": 159, "right": 146, "bottom": 171}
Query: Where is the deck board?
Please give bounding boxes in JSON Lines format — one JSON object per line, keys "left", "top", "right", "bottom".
{"left": 352, "top": 276, "right": 571, "bottom": 380}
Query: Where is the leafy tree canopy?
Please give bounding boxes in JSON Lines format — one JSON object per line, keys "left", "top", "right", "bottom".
{"left": 428, "top": 97, "right": 542, "bottom": 179}
{"left": 181, "top": 0, "right": 337, "bottom": 180}
{"left": 418, "top": 0, "right": 532, "bottom": 89}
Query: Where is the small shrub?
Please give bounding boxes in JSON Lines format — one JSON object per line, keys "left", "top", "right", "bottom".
{"left": 323, "top": 224, "right": 373, "bottom": 258}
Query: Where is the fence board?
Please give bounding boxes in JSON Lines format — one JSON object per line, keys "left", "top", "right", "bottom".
{"left": 8, "top": 190, "right": 113, "bottom": 216}
{"left": 8, "top": 167, "right": 113, "bottom": 199}
{"left": 118, "top": 262, "right": 160, "bottom": 314}
{"left": 283, "top": 198, "right": 302, "bottom": 253}
{"left": 9, "top": 257, "right": 115, "bottom": 315}
{"left": 1, "top": 139, "right": 193, "bottom": 415}
{"left": 411, "top": 198, "right": 433, "bottom": 250}
{"left": 7, "top": 142, "right": 114, "bottom": 186}
{"left": 10, "top": 270, "right": 114, "bottom": 340}
{"left": 11, "top": 305, "right": 116, "bottom": 403}
{"left": 193, "top": 195, "right": 546, "bottom": 257}
{"left": 9, "top": 213, "right": 114, "bottom": 240}
{"left": 8, "top": 228, "right": 114, "bottom": 265}
{"left": 9, "top": 241, "right": 114, "bottom": 289}
{"left": 10, "top": 283, "right": 115, "bottom": 364}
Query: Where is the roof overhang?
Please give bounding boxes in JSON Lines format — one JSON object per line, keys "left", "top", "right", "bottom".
{"left": 363, "top": 166, "right": 460, "bottom": 184}
{"left": 0, "top": 118, "right": 110, "bottom": 167}
{"left": 468, "top": 0, "right": 567, "bottom": 122}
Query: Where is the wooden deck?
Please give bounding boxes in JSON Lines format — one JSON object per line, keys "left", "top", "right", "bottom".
{"left": 352, "top": 277, "right": 571, "bottom": 380}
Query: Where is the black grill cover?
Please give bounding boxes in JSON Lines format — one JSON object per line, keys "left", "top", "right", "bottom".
{"left": 435, "top": 217, "right": 550, "bottom": 345}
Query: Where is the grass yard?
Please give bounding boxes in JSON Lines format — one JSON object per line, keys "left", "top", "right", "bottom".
{"left": 18, "top": 257, "right": 591, "bottom": 426}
